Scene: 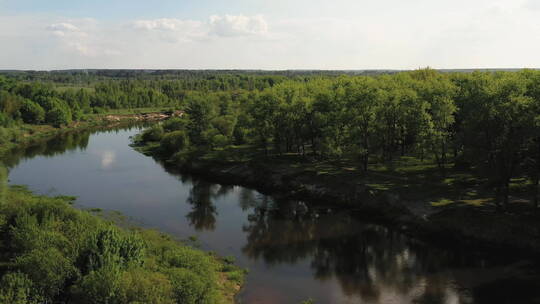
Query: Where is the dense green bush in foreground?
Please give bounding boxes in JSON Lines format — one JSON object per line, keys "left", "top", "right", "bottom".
{"left": 0, "top": 186, "right": 243, "bottom": 304}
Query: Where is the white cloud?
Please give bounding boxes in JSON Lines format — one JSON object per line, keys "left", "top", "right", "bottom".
{"left": 209, "top": 15, "right": 268, "bottom": 37}
{"left": 100, "top": 150, "right": 116, "bottom": 169}
{"left": 47, "top": 22, "right": 82, "bottom": 38}
{"left": 44, "top": 19, "right": 120, "bottom": 58}
{"left": 1, "top": 4, "right": 540, "bottom": 70}
{"left": 47, "top": 22, "right": 80, "bottom": 32}
{"left": 131, "top": 18, "right": 206, "bottom": 43}
{"left": 133, "top": 18, "right": 195, "bottom": 31}
{"left": 131, "top": 15, "right": 269, "bottom": 43}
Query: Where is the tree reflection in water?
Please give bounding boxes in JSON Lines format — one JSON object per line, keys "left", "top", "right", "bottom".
{"left": 241, "top": 196, "right": 476, "bottom": 304}
{"left": 183, "top": 180, "right": 236, "bottom": 231}
{"left": 4, "top": 131, "right": 90, "bottom": 168}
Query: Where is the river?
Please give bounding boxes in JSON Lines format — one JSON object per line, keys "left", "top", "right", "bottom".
{"left": 6, "top": 126, "right": 540, "bottom": 304}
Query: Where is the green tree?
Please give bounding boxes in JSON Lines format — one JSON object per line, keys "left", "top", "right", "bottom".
{"left": 20, "top": 99, "right": 45, "bottom": 124}
{"left": 0, "top": 272, "right": 42, "bottom": 304}
{"left": 160, "top": 130, "right": 190, "bottom": 154}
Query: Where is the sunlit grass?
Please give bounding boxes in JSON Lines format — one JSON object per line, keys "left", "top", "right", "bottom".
{"left": 431, "top": 198, "right": 454, "bottom": 207}
{"left": 459, "top": 198, "right": 492, "bottom": 207}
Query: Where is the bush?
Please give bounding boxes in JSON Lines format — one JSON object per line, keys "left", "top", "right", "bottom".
{"left": 163, "top": 117, "right": 188, "bottom": 132}
{"left": 168, "top": 268, "right": 218, "bottom": 304}
{"left": 160, "top": 130, "right": 190, "bottom": 154}
{"left": 117, "top": 268, "right": 175, "bottom": 304}
{"left": 0, "top": 113, "right": 15, "bottom": 127}
{"left": 46, "top": 106, "right": 71, "bottom": 127}
{"left": 15, "top": 248, "right": 77, "bottom": 299}
{"left": 20, "top": 100, "right": 45, "bottom": 124}
{"left": 1, "top": 187, "right": 242, "bottom": 304}
{"left": 164, "top": 246, "right": 218, "bottom": 276}
{"left": 212, "top": 134, "right": 229, "bottom": 148}
{"left": 141, "top": 125, "right": 164, "bottom": 142}
{"left": 0, "top": 272, "right": 42, "bottom": 304}
{"left": 72, "top": 263, "right": 122, "bottom": 304}
{"left": 78, "top": 227, "right": 146, "bottom": 274}
{"left": 233, "top": 127, "right": 248, "bottom": 145}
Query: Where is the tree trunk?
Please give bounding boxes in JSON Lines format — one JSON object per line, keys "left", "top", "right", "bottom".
{"left": 503, "top": 179, "right": 510, "bottom": 211}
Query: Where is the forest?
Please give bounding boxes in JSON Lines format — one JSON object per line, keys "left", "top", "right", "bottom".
{"left": 3, "top": 69, "right": 540, "bottom": 211}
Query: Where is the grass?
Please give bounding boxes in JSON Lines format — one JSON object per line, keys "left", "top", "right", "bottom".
{"left": 430, "top": 198, "right": 454, "bottom": 207}
{"left": 169, "top": 143, "right": 539, "bottom": 214}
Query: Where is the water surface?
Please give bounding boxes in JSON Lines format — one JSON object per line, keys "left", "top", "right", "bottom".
{"left": 7, "top": 127, "right": 540, "bottom": 304}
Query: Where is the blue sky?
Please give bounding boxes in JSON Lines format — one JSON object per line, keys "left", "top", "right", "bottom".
{"left": 1, "top": 0, "right": 241, "bottom": 20}
{"left": 1, "top": 0, "right": 539, "bottom": 69}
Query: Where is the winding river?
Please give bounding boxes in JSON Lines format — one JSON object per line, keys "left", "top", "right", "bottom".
{"left": 5, "top": 126, "right": 540, "bottom": 304}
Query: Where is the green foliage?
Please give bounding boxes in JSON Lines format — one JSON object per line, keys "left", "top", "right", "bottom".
{"left": 46, "top": 106, "right": 71, "bottom": 127}
{"left": 0, "top": 272, "right": 42, "bottom": 304}
{"left": 15, "top": 248, "right": 77, "bottom": 299}
{"left": 19, "top": 99, "right": 45, "bottom": 124}
{"left": 72, "top": 262, "right": 122, "bottom": 304}
{"left": 141, "top": 125, "right": 164, "bottom": 142}
{"left": 0, "top": 163, "right": 6, "bottom": 206}
{"left": 0, "top": 187, "right": 243, "bottom": 304}
{"left": 168, "top": 268, "right": 218, "bottom": 304}
{"left": 5, "top": 69, "right": 540, "bottom": 212}
{"left": 78, "top": 227, "right": 145, "bottom": 273}
{"left": 160, "top": 130, "right": 190, "bottom": 154}
{"left": 163, "top": 117, "right": 189, "bottom": 132}
{"left": 127, "top": 69, "right": 540, "bottom": 210}
{"left": 163, "top": 246, "right": 219, "bottom": 277}
{"left": 117, "top": 268, "right": 175, "bottom": 304}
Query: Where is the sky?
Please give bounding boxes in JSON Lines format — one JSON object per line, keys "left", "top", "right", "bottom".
{"left": 1, "top": 0, "right": 539, "bottom": 70}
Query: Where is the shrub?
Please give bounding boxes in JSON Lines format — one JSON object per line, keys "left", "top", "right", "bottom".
{"left": 20, "top": 100, "right": 45, "bottom": 124}
{"left": 212, "top": 134, "right": 229, "bottom": 148}
{"left": 0, "top": 112, "right": 15, "bottom": 127}
{"left": 141, "top": 125, "right": 164, "bottom": 142}
{"left": 160, "top": 130, "right": 190, "bottom": 154}
{"left": 168, "top": 268, "right": 218, "bottom": 304}
{"left": 163, "top": 117, "right": 188, "bottom": 132}
{"left": 78, "top": 227, "right": 146, "bottom": 274}
{"left": 117, "top": 268, "right": 175, "bottom": 304}
{"left": 71, "top": 263, "right": 122, "bottom": 304}
{"left": 15, "top": 248, "right": 77, "bottom": 299}
{"left": 164, "top": 246, "right": 218, "bottom": 276}
{"left": 0, "top": 272, "right": 42, "bottom": 304}
{"left": 1, "top": 187, "right": 241, "bottom": 303}
{"left": 46, "top": 106, "right": 71, "bottom": 127}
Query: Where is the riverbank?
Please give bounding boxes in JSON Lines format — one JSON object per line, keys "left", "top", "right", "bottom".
{"left": 136, "top": 143, "right": 540, "bottom": 255}
{"left": 0, "top": 186, "right": 244, "bottom": 303}
{"left": 0, "top": 111, "right": 174, "bottom": 158}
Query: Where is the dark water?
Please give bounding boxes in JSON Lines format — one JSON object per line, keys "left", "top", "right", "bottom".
{"left": 6, "top": 127, "right": 540, "bottom": 304}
